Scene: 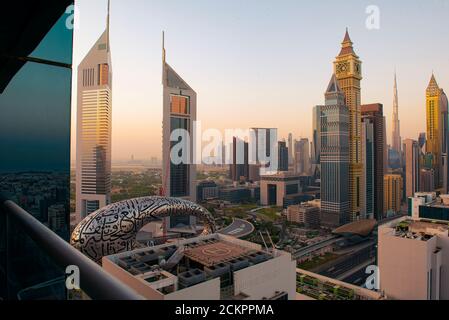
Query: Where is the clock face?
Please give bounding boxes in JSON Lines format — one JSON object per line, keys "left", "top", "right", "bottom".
{"left": 337, "top": 62, "right": 349, "bottom": 74}
{"left": 355, "top": 63, "right": 361, "bottom": 74}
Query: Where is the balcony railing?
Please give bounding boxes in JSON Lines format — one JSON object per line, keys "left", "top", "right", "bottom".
{"left": 0, "top": 197, "right": 143, "bottom": 300}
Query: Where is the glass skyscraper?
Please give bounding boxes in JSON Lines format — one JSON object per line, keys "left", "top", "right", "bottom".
{"left": 0, "top": 2, "right": 74, "bottom": 299}
{"left": 320, "top": 74, "right": 350, "bottom": 227}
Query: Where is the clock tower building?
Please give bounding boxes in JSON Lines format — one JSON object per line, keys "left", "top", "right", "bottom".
{"left": 333, "top": 29, "right": 363, "bottom": 222}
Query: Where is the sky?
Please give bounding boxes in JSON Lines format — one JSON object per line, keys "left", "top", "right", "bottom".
{"left": 71, "top": 0, "right": 449, "bottom": 162}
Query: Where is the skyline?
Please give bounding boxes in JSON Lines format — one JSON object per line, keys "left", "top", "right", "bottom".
{"left": 71, "top": 0, "right": 449, "bottom": 161}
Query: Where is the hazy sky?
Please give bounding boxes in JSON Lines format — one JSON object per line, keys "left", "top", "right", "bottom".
{"left": 71, "top": 0, "right": 449, "bottom": 161}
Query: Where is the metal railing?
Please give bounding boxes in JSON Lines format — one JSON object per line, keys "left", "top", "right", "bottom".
{"left": 1, "top": 198, "right": 143, "bottom": 300}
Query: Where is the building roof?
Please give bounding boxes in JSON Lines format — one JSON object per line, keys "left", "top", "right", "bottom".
{"left": 333, "top": 219, "right": 377, "bottom": 237}
{"left": 338, "top": 29, "right": 356, "bottom": 56}
{"left": 184, "top": 240, "right": 254, "bottom": 267}
{"left": 325, "top": 74, "right": 342, "bottom": 94}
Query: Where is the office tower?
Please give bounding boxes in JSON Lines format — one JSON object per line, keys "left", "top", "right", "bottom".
{"left": 441, "top": 90, "right": 449, "bottom": 193}
{"left": 294, "top": 139, "right": 310, "bottom": 175}
{"left": 0, "top": 2, "right": 74, "bottom": 299}
{"left": 403, "top": 139, "right": 420, "bottom": 199}
{"left": 260, "top": 172, "right": 301, "bottom": 207}
{"left": 320, "top": 74, "right": 350, "bottom": 227}
{"left": 426, "top": 74, "right": 445, "bottom": 189}
{"left": 278, "top": 141, "right": 289, "bottom": 172}
{"left": 361, "top": 117, "right": 374, "bottom": 219}
{"left": 249, "top": 128, "right": 278, "bottom": 181}
{"left": 391, "top": 73, "right": 402, "bottom": 154}
{"left": 162, "top": 33, "right": 197, "bottom": 201}
{"left": 418, "top": 133, "right": 426, "bottom": 150}
{"left": 361, "top": 104, "right": 386, "bottom": 220}
{"left": 76, "top": 2, "right": 112, "bottom": 218}
{"left": 312, "top": 105, "right": 322, "bottom": 179}
{"left": 230, "top": 137, "right": 249, "bottom": 182}
{"left": 334, "top": 29, "right": 363, "bottom": 222}
{"left": 384, "top": 174, "right": 403, "bottom": 215}
{"left": 420, "top": 168, "right": 435, "bottom": 192}
{"left": 288, "top": 133, "right": 294, "bottom": 167}
{"left": 378, "top": 217, "right": 449, "bottom": 300}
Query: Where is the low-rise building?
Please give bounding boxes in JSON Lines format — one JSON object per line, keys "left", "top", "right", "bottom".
{"left": 378, "top": 217, "right": 449, "bottom": 300}
{"left": 103, "top": 233, "right": 297, "bottom": 300}
{"left": 287, "top": 204, "right": 320, "bottom": 228}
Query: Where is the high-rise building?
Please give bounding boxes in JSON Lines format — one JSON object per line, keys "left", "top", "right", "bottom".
{"left": 288, "top": 133, "right": 294, "bottom": 167}
{"left": 391, "top": 73, "right": 402, "bottom": 155}
{"left": 384, "top": 174, "right": 403, "bottom": 215}
{"left": 320, "top": 74, "right": 350, "bottom": 227}
{"left": 248, "top": 128, "right": 278, "bottom": 182}
{"left": 334, "top": 29, "right": 363, "bottom": 222}
{"left": 76, "top": 2, "right": 112, "bottom": 218}
{"left": 230, "top": 137, "right": 249, "bottom": 182}
{"left": 361, "top": 117, "right": 374, "bottom": 219}
{"left": 426, "top": 74, "right": 445, "bottom": 189}
{"left": 440, "top": 90, "right": 449, "bottom": 193}
{"left": 378, "top": 217, "right": 449, "bottom": 300}
{"left": 162, "top": 33, "right": 197, "bottom": 201}
{"left": 403, "top": 139, "right": 420, "bottom": 199}
{"left": 294, "top": 139, "right": 310, "bottom": 175}
{"left": 361, "top": 104, "right": 386, "bottom": 220}
{"left": 278, "top": 141, "right": 289, "bottom": 172}
{"left": 420, "top": 168, "right": 435, "bottom": 192}
{"left": 312, "top": 105, "right": 322, "bottom": 179}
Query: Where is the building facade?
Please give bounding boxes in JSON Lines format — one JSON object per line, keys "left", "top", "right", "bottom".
{"left": 230, "top": 137, "right": 249, "bottom": 182}
{"left": 403, "top": 139, "right": 420, "bottom": 199}
{"left": 361, "top": 104, "right": 386, "bottom": 220}
{"left": 260, "top": 172, "right": 302, "bottom": 208}
{"left": 287, "top": 204, "right": 320, "bottom": 228}
{"left": 320, "top": 74, "right": 350, "bottom": 227}
{"left": 384, "top": 174, "right": 403, "bottom": 215}
{"left": 378, "top": 217, "right": 449, "bottom": 300}
{"left": 294, "top": 138, "right": 310, "bottom": 176}
{"left": 426, "top": 74, "right": 446, "bottom": 190}
{"left": 334, "top": 29, "right": 363, "bottom": 222}
{"left": 162, "top": 34, "right": 197, "bottom": 201}
{"left": 76, "top": 4, "right": 112, "bottom": 218}
{"left": 248, "top": 128, "right": 278, "bottom": 182}
{"left": 361, "top": 117, "right": 374, "bottom": 219}
{"left": 278, "top": 141, "right": 289, "bottom": 172}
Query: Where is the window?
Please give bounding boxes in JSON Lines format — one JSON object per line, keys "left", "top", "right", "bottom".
{"left": 170, "top": 95, "right": 190, "bottom": 115}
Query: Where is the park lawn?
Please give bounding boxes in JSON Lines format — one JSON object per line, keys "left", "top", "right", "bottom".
{"left": 257, "top": 207, "right": 282, "bottom": 221}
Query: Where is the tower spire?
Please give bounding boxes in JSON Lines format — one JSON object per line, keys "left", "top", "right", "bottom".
{"left": 392, "top": 71, "right": 401, "bottom": 153}
{"left": 106, "top": 0, "right": 111, "bottom": 52}
{"left": 162, "top": 30, "right": 166, "bottom": 64}
{"left": 338, "top": 28, "right": 355, "bottom": 56}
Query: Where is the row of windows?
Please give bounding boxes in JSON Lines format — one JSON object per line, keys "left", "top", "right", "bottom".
{"left": 82, "top": 64, "right": 110, "bottom": 87}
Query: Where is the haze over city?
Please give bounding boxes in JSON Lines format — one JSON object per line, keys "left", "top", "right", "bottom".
{"left": 71, "top": 0, "right": 449, "bottom": 162}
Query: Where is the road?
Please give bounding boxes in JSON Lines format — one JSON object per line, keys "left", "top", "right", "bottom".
{"left": 218, "top": 218, "right": 255, "bottom": 238}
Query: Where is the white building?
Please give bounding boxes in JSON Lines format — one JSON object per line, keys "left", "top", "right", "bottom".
{"left": 161, "top": 33, "right": 196, "bottom": 201}
{"left": 103, "top": 234, "right": 296, "bottom": 300}
{"left": 76, "top": 2, "right": 112, "bottom": 218}
{"left": 378, "top": 217, "right": 449, "bottom": 300}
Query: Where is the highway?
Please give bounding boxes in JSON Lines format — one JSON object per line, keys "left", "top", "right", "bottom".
{"left": 218, "top": 218, "right": 255, "bottom": 238}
